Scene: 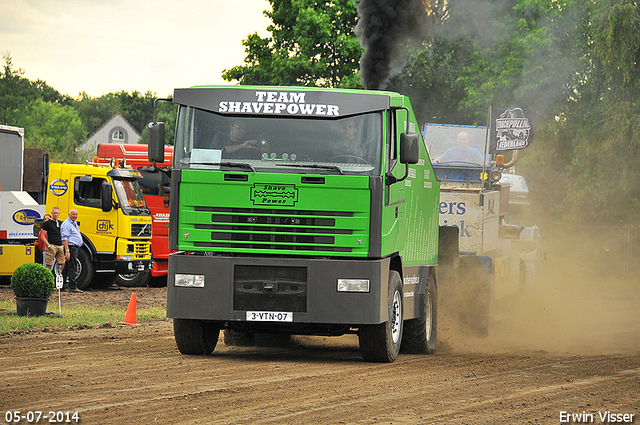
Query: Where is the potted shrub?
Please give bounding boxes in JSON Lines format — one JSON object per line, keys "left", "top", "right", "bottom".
{"left": 11, "top": 262, "right": 55, "bottom": 317}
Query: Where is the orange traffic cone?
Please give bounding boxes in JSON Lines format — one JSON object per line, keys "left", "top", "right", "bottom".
{"left": 119, "top": 293, "right": 139, "bottom": 325}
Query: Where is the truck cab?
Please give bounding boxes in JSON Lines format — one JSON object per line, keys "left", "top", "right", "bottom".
{"left": 96, "top": 143, "right": 174, "bottom": 286}
{"left": 46, "top": 162, "right": 153, "bottom": 289}
{"left": 150, "top": 86, "right": 443, "bottom": 362}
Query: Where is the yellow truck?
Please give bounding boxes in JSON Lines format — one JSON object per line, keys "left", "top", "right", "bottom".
{"left": 45, "top": 162, "right": 153, "bottom": 289}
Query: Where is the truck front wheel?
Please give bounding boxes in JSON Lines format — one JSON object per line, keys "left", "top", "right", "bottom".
{"left": 359, "top": 270, "right": 403, "bottom": 363}
{"left": 74, "top": 248, "right": 95, "bottom": 290}
{"left": 174, "top": 319, "right": 219, "bottom": 355}
{"left": 401, "top": 272, "right": 438, "bottom": 354}
{"left": 116, "top": 271, "right": 151, "bottom": 287}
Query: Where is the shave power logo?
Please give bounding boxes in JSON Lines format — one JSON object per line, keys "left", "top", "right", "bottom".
{"left": 218, "top": 91, "right": 341, "bottom": 117}
{"left": 250, "top": 184, "right": 298, "bottom": 206}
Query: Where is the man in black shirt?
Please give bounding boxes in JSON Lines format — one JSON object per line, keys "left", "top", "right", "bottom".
{"left": 41, "top": 206, "right": 65, "bottom": 272}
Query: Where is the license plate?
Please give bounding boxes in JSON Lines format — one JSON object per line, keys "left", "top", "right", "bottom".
{"left": 246, "top": 311, "right": 293, "bottom": 322}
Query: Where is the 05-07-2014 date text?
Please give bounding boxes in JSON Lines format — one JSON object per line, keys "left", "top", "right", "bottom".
{"left": 4, "top": 411, "right": 80, "bottom": 423}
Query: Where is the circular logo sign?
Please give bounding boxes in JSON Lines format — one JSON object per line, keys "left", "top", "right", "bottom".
{"left": 49, "top": 179, "right": 68, "bottom": 196}
{"left": 12, "top": 209, "right": 42, "bottom": 226}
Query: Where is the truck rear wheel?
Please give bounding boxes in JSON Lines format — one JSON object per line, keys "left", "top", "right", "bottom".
{"left": 359, "top": 270, "right": 403, "bottom": 363}
{"left": 401, "top": 272, "right": 438, "bottom": 354}
{"left": 173, "top": 319, "right": 219, "bottom": 355}
{"left": 74, "top": 248, "right": 94, "bottom": 290}
{"left": 116, "top": 271, "right": 151, "bottom": 287}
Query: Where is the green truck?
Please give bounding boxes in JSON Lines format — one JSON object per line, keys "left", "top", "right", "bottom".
{"left": 148, "top": 86, "right": 444, "bottom": 362}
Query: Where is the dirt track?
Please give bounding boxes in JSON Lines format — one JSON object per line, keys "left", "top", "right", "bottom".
{"left": 1, "top": 240, "right": 640, "bottom": 424}
{"left": 1, "top": 321, "right": 639, "bottom": 425}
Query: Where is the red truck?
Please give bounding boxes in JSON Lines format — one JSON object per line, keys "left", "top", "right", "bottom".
{"left": 95, "top": 143, "right": 173, "bottom": 286}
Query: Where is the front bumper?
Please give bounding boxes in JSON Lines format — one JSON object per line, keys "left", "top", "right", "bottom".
{"left": 114, "top": 259, "right": 152, "bottom": 274}
{"left": 166, "top": 253, "right": 391, "bottom": 326}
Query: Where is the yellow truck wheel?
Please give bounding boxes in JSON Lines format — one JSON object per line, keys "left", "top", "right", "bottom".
{"left": 115, "top": 271, "right": 151, "bottom": 287}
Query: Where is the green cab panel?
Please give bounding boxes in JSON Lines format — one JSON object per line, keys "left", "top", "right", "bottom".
{"left": 177, "top": 170, "right": 372, "bottom": 257}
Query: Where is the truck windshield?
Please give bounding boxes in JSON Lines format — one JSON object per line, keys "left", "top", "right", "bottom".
{"left": 173, "top": 106, "right": 383, "bottom": 176}
{"left": 423, "top": 125, "right": 489, "bottom": 166}
{"left": 113, "top": 179, "right": 151, "bottom": 216}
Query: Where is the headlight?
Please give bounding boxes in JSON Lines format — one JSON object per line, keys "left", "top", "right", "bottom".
{"left": 337, "top": 279, "right": 370, "bottom": 293}
{"left": 118, "top": 255, "right": 133, "bottom": 261}
{"left": 175, "top": 274, "right": 205, "bottom": 288}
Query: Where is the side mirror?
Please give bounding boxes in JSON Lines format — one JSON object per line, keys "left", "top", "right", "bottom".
{"left": 148, "top": 122, "right": 165, "bottom": 164}
{"left": 400, "top": 133, "right": 419, "bottom": 164}
{"left": 101, "top": 182, "right": 113, "bottom": 212}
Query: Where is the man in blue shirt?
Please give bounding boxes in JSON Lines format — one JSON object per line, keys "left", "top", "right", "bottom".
{"left": 61, "top": 209, "right": 84, "bottom": 293}
{"left": 435, "top": 131, "right": 485, "bottom": 165}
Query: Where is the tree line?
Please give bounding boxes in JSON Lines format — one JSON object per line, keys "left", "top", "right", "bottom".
{"left": 0, "top": 52, "right": 176, "bottom": 163}
{"left": 223, "top": 0, "right": 640, "bottom": 225}
{"left": 3, "top": 0, "right": 639, "bottom": 224}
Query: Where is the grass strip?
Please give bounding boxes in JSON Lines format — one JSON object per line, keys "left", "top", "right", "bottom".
{"left": 0, "top": 300, "right": 167, "bottom": 333}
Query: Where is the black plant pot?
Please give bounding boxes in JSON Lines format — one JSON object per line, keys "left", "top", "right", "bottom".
{"left": 15, "top": 297, "right": 49, "bottom": 317}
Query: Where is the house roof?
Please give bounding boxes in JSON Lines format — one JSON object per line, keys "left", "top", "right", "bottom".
{"left": 86, "top": 113, "right": 141, "bottom": 141}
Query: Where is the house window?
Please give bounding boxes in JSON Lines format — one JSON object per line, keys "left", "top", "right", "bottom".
{"left": 112, "top": 130, "right": 125, "bottom": 142}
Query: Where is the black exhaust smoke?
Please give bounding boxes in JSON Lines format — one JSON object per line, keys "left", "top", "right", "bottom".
{"left": 356, "top": 0, "right": 427, "bottom": 90}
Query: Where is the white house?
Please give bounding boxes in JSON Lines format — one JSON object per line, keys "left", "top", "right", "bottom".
{"left": 78, "top": 113, "right": 141, "bottom": 160}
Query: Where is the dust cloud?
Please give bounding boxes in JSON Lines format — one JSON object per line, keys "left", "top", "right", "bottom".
{"left": 354, "top": 0, "right": 629, "bottom": 356}
{"left": 439, "top": 227, "right": 640, "bottom": 356}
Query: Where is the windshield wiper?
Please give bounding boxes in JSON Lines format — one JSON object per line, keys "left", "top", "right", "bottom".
{"left": 435, "top": 161, "right": 485, "bottom": 167}
{"left": 275, "top": 163, "right": 343, "bottom": 175}
{"left": 192, "top": 162, "right": 256, "bottom": 172}
{"left": 125, "top": 206, "right": 151, "bottom": 216}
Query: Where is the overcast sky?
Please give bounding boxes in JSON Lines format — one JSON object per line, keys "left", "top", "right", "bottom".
{"left": 1, "top": 0, "right": 271, "bottom": 98}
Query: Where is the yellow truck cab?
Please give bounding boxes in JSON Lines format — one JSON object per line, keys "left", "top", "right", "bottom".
{"left": 46, "top": 162, "right": 152, "bottom": 289}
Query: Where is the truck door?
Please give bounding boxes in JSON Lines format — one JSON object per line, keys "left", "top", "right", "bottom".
{"left": 72, "top": 175, "right": 117, "bottom": 253}
{"left": 381, "top": 109, "right": 407, "bottom": 256}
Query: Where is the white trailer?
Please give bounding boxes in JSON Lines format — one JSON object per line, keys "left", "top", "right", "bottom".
{"left": 0, "top": 191, "right": 45, "bottom": 276}
{"left": 0, "top": 126, "right": 46, "bottom": 276}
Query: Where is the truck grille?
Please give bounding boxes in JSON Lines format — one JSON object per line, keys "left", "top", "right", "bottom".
{"left": 192, "top": 207, "right": 365, "bottom": 254}
{"left": 233, "top": 265, "right": 307, "bottom": 312}
{"left": 131, "top": 223, "right": 152, "bottom": 238}
{"left": 132, "top": 241, "right": 151, "bottom": 259}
